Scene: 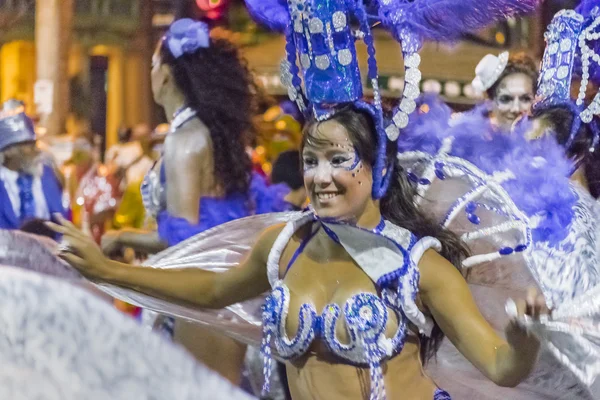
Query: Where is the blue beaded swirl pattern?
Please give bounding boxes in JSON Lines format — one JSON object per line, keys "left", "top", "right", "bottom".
{"left": 322, "top": 293, "right": 395, "bottom": 365}
{"left": 262, "top": 284, "right": 316, "bottom": 359}
{"left": 346, "top": 293, "right": 387, "bottom": 338}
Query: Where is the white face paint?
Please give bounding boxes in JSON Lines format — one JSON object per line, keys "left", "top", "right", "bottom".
{"left": 302, "top": 120, "right": 372, "bottom": 221}
{"left": 492, "top": 73, "right": 535, "bottom": 130}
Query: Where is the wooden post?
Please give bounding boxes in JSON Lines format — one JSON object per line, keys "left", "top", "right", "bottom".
{"left": 35, "top": 0, "right": 73, "bottom": 136}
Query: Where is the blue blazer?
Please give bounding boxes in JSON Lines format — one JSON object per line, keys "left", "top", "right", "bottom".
{"left": 0, "top": 165, "right": 68, "bottom": 230}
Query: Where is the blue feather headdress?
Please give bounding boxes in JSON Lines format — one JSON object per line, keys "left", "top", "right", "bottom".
{"left": 535, "top": 0, "right": 600, "bottom": 151}
{"left": 245, "top": 0, "right": 540, "bottom": 199}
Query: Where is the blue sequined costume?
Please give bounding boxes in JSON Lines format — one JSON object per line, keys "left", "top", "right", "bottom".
{"left": 260, "top": 211, "right": 451, "bottom": 399}
{"left": 142, "top": 161, "right": 291, "bottom": 247}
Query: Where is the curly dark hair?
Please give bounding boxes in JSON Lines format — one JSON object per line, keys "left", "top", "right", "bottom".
{"left": 486, "top": 52, "right": 539, "bottom": 99}
{"left": 160, "top": 35, "right": 256, "bottom": 196}
{"left": 302, "top": 106, "right": 470, "bottom": 363}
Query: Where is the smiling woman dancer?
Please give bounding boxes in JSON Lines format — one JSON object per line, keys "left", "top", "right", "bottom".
{"left": 48, "top": 1, "right": 549, "bottom": 399}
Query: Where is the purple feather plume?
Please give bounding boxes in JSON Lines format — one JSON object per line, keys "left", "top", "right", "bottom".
{"left": 398, "top": 95, "right": 577, "bottom": 246}
{"left": 244, "top": 0, "right": 289, "bottom": 32}
{"left": 397, "top": 93, "right": 452, "bottom": 154}
{"left": 378, "top": 0, "right": 541, "bottom": 42}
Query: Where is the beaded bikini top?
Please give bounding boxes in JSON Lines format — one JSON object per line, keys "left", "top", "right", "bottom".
{"left": 260, "top": 211, "right": 442, "bottom": 399}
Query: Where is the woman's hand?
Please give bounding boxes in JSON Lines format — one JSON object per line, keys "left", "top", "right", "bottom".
{"left": 46, "top": 214, "right": 116, "bottom": 281}
{"left": 101, "top": 230, "right": 123, "bottom": 256}
{"left": 505, "top": 287, "right": 550, "bottom": 357}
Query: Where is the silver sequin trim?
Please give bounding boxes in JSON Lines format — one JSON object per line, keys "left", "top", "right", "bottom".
{"left": 404, "top": 53, "right": 421, "bottom": 69}
{"left": 405, "top": 68, "right": 422, "bottom": 84}
{"left": 332, "top": 11, "right": 347, "bottom": 31}
{"left": 315, "top": 55, "right": 330, "bottom": 70}
{"left": 309, "top": 17, "right": 324, "bottom": 34}
{"left": 301, "top": 53, "right": 311, "bottom": 69}
{"left": 385, "top": 124, "right": 400, "bottom": 141}
{"left": 393, "top": 111, "right": 409, "bottom": 128}
{"left": 403, "top": 83, "right": 419, "bottom": 100}
{"left": 338, "top": 49, "right": 352, "bottom": 66}
{"left": 400, "top": 98, "right": 416, "bottom": 114}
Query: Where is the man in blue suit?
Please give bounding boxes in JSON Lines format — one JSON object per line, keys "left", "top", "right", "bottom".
{"left": 0, "top": 111, "right": 68, "bottom": 231}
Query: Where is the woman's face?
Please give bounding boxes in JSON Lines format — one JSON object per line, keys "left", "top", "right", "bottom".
{"left": 302, "top": 120, "right": 373, "bottom": 221}
{"left": 492, "top": 73, "right": 534, "bottom": 129}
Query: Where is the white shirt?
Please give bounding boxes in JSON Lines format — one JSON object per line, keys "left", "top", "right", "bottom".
{"left": 0, "top": 165, "right": 49, "bottom": 220}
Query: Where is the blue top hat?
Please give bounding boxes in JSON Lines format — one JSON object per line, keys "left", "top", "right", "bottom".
{"left": 0, "top": 112, "right": 36, "bottom": 152}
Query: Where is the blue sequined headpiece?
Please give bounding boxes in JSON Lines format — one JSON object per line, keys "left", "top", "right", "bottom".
{"left": 535, "top": 3, "right": 600, "bottom": 149}
{"left": 286, "top": 0, "right": 400, "bottom": 198}
{"left": 0, "top": 112, "right": 36, "bottom": 152}
{"left": 264, "top": 0, "right": 426, "bottom": 199}
{"left": 246, "top": 0, "right": 541, "bottom": 199}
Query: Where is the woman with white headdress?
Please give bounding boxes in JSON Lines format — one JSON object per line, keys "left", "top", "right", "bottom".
{"left": 469, "top": 51, "right": 538, "bottom": 133}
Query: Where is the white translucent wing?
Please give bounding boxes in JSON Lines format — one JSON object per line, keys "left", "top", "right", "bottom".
{"left": 399, "top": 145, "right": 596, "bottom": 398}
{"left": 0, "top": 213, "right": 298, "bottom": 348}
{"left": 0, "top": 266, "right": 255, "bottom": 400}
{"left": 516, "top": 283, "right": 600, "bottom": 398}
{"left": 515, "top": 193, "right": 600, "bottom": 398}
{"left": 143, "top": 212, "right": 300, "bottom": 269}
{"left": 0, "top": 230, "right": 80, "bottom": 279}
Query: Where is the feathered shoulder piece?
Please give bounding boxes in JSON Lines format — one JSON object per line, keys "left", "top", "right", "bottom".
{"left": 398, "top": 94, "right": 577, "bottom": 246}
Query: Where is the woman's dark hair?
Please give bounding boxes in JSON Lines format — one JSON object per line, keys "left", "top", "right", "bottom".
{"left": 160, "top": 36, "right": 256, "bottom": 195}
{"left": 302, "top": 107, "right": 469, "bottom": 362}
{"left": 532, "top": 105, "right": 600, "bottom": 198}
{"left": 272, "top": 150, "right": 303, "bottom": 190}
{"left": 486, "top": 52, "right": 538, "bottom": 99}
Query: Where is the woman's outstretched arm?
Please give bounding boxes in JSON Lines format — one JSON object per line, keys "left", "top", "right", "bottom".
{"left": 48, "top": 214, "right": 283, "bottom": 309}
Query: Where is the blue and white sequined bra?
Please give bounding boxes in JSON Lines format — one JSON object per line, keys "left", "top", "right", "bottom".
{"left": 260, "top": 211, "right": 443, "bottom": 399}
{"left": 140, "top": 161, "right": 165, "bottom": 218}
